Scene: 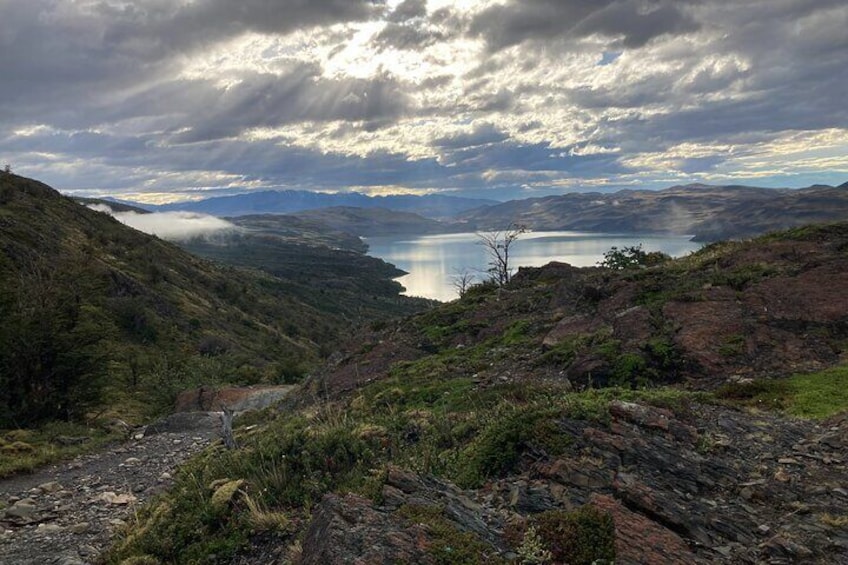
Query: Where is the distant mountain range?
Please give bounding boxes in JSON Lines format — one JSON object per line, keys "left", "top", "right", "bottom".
{"left": 459, "top": 182, "right": 848, "bottom": 241}
{"left": 134, "top": 190, "right": 495, "bottom": 220}
{"left": 109, "top": 181, "right": 848, "bottom": 242}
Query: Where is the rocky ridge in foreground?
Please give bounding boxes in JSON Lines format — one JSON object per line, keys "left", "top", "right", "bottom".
{"left": 107, "top": 223, "right": 848, "bottom": 564}
{"left": 295, "top": 403, "right": 848, "bottom": 564}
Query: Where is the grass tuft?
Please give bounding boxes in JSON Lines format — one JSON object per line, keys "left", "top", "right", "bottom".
{"left": 715, "top": 365, "right": 848, "bottom": 419}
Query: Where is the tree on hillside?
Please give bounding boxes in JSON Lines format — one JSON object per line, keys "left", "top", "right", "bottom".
{"left": 0, "top": 255, "right": 112, "bottom": 426}
{"left": 478, "top": 223, "right": 527, "bottom": 286}
{"left": 450, "top": 269, "right": 477, "bottom": 298}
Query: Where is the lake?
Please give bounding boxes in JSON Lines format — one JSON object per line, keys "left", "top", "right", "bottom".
{"left": 366, "top": 231, "right": 701, "bottom": 301}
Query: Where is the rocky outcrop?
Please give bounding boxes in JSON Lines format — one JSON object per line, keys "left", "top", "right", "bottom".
{"left": 301, "top": 493, "right": 434, "bottom": 565}
{"left": 532, "top": 401, "right": 847, "bottom": 563}
{"left": 300, "top": 467, "right": 509, "bottom": 564}
{"left": 290, "top": 401, "right": 848, "bottom": 565}
{"left": 530, "top": 228, "right": 848, "bottom": 388}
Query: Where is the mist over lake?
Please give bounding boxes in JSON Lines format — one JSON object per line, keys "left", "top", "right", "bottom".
{"left": 367, "top": 231, "right": 701, "bottom": 301}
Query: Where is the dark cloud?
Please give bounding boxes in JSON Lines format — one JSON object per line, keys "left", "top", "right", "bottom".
{"left": 432, "top": 123, "right": 509, "bottom": 149}
{"left": 387, "top": 0, "right": 427, "bottom": 23}
{"left": 469, "top": 0, "right": 699, "bottom": 51}
{"left": 163, "top": 70, "right": 411, "bottom": 143}
{"left": 576, "top": 2, "right": 700, "bottom": 48}
{"left": 373, "top": 22, "right": 446, "bottom": 51}
{"left": 0, "top": 0, "right": 385, "bottom": 126}
{"left": 373, "top": 0, "right": 455, "bottom": 51}
{"left": 511, "top": 0, "right": 848, "bottom": 167}
{"left": 159, "top": 0, "right": 385, "bottom": 49}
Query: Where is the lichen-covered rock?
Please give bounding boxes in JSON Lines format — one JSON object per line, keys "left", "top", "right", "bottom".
{"left": 300, "top": 493, "right": 434, "bottom": 565}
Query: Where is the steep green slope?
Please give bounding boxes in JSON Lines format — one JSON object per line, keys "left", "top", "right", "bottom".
{"left": 180, "top": 214, "right": 435, "bottom": 322}
{"left": 0, "top": 174, "right": 424, "bottom": 427}
{"left": 228, "top": 213, "right": 368, "bottom": 252}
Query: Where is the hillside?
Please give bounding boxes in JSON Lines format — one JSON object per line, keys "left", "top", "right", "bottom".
{"left": 461, "top": 183, "right": 848, "bottom": 241}
{"left": 227, "top": 214, "right": 368, "bottom": 252}
{"left": 0, "top": 174, "right": 430, "bottom": 427}
{"left": 179, "top": 214, "right": 434, "bottom": 322}
{"left": 73, "top": 196, "right": 152, "bottom": 214}
{"left": 292, "top": 206, "right": 449, "bottom": 236}
{"left": 109, "top": 222, "right": 848, "bottom": 564}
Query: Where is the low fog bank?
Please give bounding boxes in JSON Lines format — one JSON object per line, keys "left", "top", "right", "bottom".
{"left": 88, "top": 204, "right": 237, "bottom": 240}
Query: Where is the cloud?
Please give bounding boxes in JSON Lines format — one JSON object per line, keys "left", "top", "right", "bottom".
{"left": 166, "top": 70, "right": 411, "bottom": 143}
{"left": 1, "top": 0, "right": 847, "bottom": 201}
{"left": 0, "top": 0, "right": 385, "bottom": 127}
{"left": 469, "top": 0, "right": 700, "bottom": 51}
{"left": 89, "top": 205, "right": 238, "bottom": 240}
{"left": 387, "top": 0, "right": 427, "bottom": 23}
{"left": 372, "top": 22, "right": 447, "bottom": 51}
{"left": 432, "top": 123, "right": 508, "bottom": 149}
{"left": 372, "top": 0, "right": 453, "bottom": 51}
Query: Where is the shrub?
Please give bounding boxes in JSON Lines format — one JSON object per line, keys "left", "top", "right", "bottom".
{"left": 599, "top": 244, "right": 670, "bottom": 270}
{"left": 532, "top": 506, "right": 616, "bottom": 565}
{"left": 455, "top": 404, "right": 571, "bottom": 488}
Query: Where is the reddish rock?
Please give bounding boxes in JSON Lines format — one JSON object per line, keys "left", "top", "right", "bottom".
{"left": 751, "top": 269, "right": 848, "bottom": 324}
{"left": 589, "top": 494, "right": 702, "bottom": 565}
{"left": 174, "top": 385, "right": 295, "bottom": 413}
{"left": 542, "top": 314, "right": 603, "bottom": 348}
{"left": 612, "top": 305, "right": 654, "bottom": 349}
{"left": 609, "top": 400, "right": 698, "bottom": 443}
{"left": 663, "top": 288, "right": 748, "bottom": 376}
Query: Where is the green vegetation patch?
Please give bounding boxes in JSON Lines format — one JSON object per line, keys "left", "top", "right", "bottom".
{"left": 0, "top": 422, "right": 124, "bottom": 477}
{"left": 539, "top": 328, "right": 685, "bottom": 389}
{"left": 530, "top": 506, "right": 616, "bottom": 565}
{"left": 107, "top": 374, "right": 705, "bottom": 563}
{"left": 109, "top": 407, "right": 378, "bottom": 563}
{"left": 454, "top": 402, "right": 573, "bottom": 488}
{"left": 715, "top": 365, "right": 848, "bottom": 419}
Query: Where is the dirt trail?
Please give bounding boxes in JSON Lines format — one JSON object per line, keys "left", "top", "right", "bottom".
{"left": 0, "top": 412, "right": 221, "bottom": 565}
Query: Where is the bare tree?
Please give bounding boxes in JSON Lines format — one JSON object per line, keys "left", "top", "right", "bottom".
{"left": 477, "top": 223, "right": 527, "bottom": 286}
{"left": 2, "top": 164, "right": 10, "bottom": 174}
{"left": 450, "top": 268, "right": 477, "bottom": 298}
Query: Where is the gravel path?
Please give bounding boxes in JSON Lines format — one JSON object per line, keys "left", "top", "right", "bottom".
{"left": 0, "top": 412, "right": 223, "bottom": 565}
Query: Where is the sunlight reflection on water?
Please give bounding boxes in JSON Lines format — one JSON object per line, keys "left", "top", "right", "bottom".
{"left": 366, "top": 231, "right": 701, "bottom": 302}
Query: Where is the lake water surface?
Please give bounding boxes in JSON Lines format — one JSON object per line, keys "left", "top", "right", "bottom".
{"left": 366, "top": 231, "right": 701, "bottom": 301}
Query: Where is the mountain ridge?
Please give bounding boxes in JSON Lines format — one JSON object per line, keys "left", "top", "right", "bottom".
{"left": 460, "top": 182, "right": 848, "bottom": 241}
{"left": 148, "top": 189, "right": 496, "bottom": 219}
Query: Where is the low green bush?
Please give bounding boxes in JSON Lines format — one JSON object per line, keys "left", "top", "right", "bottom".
{"left": 531, "top": 506, "right": 616, "bottom": 565}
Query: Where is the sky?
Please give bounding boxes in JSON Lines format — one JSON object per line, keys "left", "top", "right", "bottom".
{"left": 1, "top": 0, "right": 847, "bottom": 204}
